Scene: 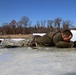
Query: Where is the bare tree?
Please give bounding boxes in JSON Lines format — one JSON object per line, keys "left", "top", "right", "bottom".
{"left": 21, "top": 16, "right": 31, "bottom": 28}
{"left": 41, "top": 20, "right": 46, "bottom": 28}
{"left": 47, "top": 20, "right": 54, "bottom": 31}
{"left": 20, "top": 16, "right": 32, "bottom": 33}
{"left": 2, "top": 23, "right": 9, "bottom": 34}
{"left": 9, "top": 20, "right": 18, "bottom": 34}
{"left": 17, "top": 21, "right": 23, "bottom": 34}
{"left": 54, "top": 18, "right": 62, "bottom": 31}
{"left": 62, "top": 20, "right": 74, "bottom": 30}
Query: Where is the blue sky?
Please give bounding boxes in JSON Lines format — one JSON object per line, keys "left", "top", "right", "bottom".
{"left": 0, "top": 0, "right": 76, "bottom": 26}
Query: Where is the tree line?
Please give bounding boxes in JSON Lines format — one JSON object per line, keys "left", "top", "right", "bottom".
{"left": 0, "top": 16, "right": 76, "bottom": 34}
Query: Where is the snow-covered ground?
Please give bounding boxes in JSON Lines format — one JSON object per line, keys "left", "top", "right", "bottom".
{"left": 70, "top": 30, "right": 76, "bottom": 41}
{"left": 33, "top": 33, "right": 46, "bottom": 36}
{"left": 0, "top": 47, "right": 76, "bottom": 75}
{"left": 0, "top": 38, "right": 25, "bottom": 42}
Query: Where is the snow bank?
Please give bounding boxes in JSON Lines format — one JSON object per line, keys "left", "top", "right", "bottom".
{"left": 71, "top": 30, "right": 76, "bottom": 41}
{"left": 0, "top": 38, "right": 25, "bottom": 42}
{"left": 33, "top": 33, "right": 46, "bottom": 36}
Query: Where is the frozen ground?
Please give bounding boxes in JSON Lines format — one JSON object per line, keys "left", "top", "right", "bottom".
{"left": 0, "top": 47, "right": 76, "bottom": 75}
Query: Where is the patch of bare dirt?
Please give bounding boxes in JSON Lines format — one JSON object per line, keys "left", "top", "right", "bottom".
{"left": 0, "top": 34, "right": 32, "bottom": 38}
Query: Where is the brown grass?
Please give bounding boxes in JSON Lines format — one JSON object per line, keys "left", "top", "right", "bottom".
{"left": 0, "top": 34, "right": 32, "bottom": 39}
